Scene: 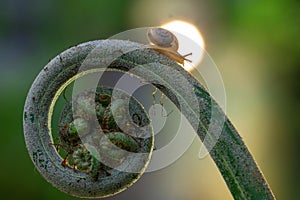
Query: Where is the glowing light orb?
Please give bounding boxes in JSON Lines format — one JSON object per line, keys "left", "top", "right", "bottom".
{"left": 161, "top": 20, "right": 205, "bottom": 71}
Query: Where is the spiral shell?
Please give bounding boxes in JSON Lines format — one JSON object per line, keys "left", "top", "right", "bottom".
{"left": 147, "top": 27, "right": 179, "bottom": 50}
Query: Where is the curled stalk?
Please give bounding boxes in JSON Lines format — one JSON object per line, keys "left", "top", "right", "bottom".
{"left": 23, "top": 40, "right": 275, "bottom": 199}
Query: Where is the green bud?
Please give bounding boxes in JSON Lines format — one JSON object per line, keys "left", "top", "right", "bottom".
{"left": 102, "top": 99, "right": 127, "bottom": 131}
{"left": 96, "top": 94, "right": 111, "bottom": 107}
{"left": 72, "top": 145, "right": 92, "bottom": 171}
{"left": 69, "top": 118, "right": 89, "bottom": 135}
{"left": 97, "top": 132, "right": 139, "bottom": 168}
{"left": 95, "top": 103, "right": 106, "bottom": 124}
{"left": 75, "top": 94, "right": 96, "bottom": 117}
{"left": 107, "top": 132, "right": 139, "bottom": 152}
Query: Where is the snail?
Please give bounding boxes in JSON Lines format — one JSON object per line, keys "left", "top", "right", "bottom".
{"left": 147, "top": 27, "right": 192, "bottom": 65}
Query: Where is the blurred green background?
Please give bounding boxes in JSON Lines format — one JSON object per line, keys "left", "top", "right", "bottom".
{"left": 1, "top": 0, "right": 299, "bottom": 199}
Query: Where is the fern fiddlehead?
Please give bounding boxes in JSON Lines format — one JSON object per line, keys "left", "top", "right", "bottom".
{"left": 24, "top": 38, "right": 275, "bottom": 199}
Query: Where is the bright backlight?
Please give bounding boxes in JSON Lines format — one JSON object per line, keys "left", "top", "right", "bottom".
{"left": 161, "top": 20, "right": 205, "bottom": 71}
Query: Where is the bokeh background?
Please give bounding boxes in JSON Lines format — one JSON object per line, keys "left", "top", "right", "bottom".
{"left": 1, "top": 0, "right": 299, "bottom": 199}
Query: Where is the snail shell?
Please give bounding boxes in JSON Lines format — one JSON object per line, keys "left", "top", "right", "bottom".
{"left": 147, "top": 27, "right": 179, "bottom": 51}
{"left": 147, "top": 27, "right": 192, "bottom": 65}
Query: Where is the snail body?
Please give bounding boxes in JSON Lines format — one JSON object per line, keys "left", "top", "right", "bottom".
{"left": 147, "top": 27, "right": 192, "bottom": 65}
